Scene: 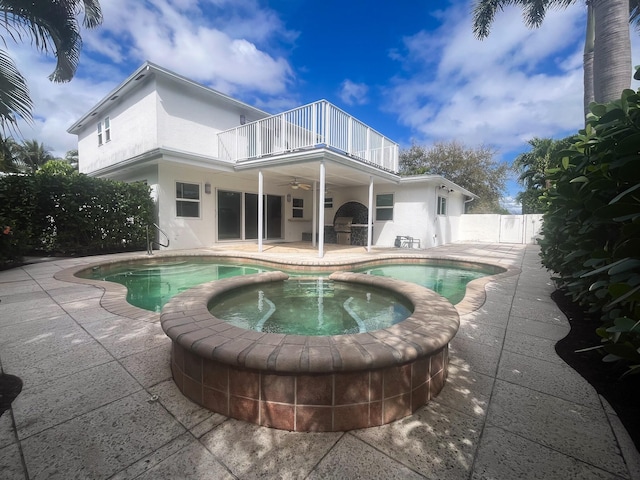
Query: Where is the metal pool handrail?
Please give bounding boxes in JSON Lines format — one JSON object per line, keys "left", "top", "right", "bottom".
{"left": 146, "top": 223, "right": 170, "bottom": 255}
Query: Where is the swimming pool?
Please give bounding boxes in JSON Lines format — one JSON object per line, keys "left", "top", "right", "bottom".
{"left": 70, "top": 253, "right": 508, "bottom": 432}
{"left": 79, "top": 258, "right": 492, "bottom": 312}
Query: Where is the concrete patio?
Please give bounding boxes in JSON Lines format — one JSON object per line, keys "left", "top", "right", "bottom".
{"left": 1, "top": 243, "right": 639, "bottom": 479}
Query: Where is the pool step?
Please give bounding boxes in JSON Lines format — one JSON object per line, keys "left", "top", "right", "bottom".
{"left": 283, "top": 278, "right": 335, "bottom": 297}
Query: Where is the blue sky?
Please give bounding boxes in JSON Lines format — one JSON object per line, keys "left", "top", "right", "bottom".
{"left": 8, "top": 0, "right": 640, "bottom": 212}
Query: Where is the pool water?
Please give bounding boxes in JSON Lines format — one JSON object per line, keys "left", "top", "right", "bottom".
{"left": 82, "top": 259, "right": 490, "bottom": 312}
{"left": 83, "top": 261, "right": 270, "bottom": 312}
{"left": 357, "top": 264, "right": 487, "bottom": 305}
{"left": 209, "top": 278, "right": 413, "bottom": 336}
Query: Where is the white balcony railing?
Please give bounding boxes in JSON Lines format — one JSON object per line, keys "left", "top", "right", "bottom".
{"left": 217, "top": 100, "right": 399, "bottom": 173}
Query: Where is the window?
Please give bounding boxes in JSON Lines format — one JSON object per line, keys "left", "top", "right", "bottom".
{"left": 176, "top": 182, "right": 200, "bottom": 218}
{"left": 292, "top": 198, "right": 304, "bottom": 218}
{"left": 375, "top": 193, "right": 393, "bottom": 221}
{"left": 104, "top": 116, "right": 111, "bottom": 142}
{"left": 324, "top": 197, "right": 333, "bottom": 209}
{"left": 97, "top": 116, "right": 111, "bottom": 145}
{"left": 437, "top": 196, "right": 447, "bottom": 216}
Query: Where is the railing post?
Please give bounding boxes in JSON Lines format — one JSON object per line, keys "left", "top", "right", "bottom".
{"left": 348, "top": 116, "right": 352, "bottom": 155}
{"left": 366, "top": 128, "right": 371, "bottom": 162}
{"left": 256, "top": 121, "right": 261, "bottom": 158}
{"left": 313, "top": 102, "right": 319, "bottom": 144}
{"left": 394, "top": 143, "right": 399, "bottom": 172}
{"left": 324, "top": 102, "right": 330, "bottom": 147}
{"left": 281, "top": 113, "right": 286, "bottom": 152}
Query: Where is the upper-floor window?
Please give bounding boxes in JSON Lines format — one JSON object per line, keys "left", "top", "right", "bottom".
{"left": 375, "top": 193, "right": 393, "bottom": 221}
{"left": 437, "top": 196, "right": 447, "bottom": 216}
{"left": 98, "top": 117, "right": 111, "bottom": 145}
{"left": 324, "top": 197, "right": 333, "bottom": 209}
{"left": 176, "top": 182, "right": 200, "bottom": 218}
{"left": 292, "top": 198, "right": 304, "bottom": 218}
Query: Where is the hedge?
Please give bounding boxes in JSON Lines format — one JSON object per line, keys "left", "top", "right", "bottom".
{"left": 0, "top": 161, "right": 155, "bottom": 263}
{"left": 539, "top": 89, "right": 640, "bottom": 375}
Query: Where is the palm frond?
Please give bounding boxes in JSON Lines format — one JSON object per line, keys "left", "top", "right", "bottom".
{"left": 630, "top": 0, "right": 640, "bottom": 33}
{"left": 472, "top": 0, "right": 516, "bottom": 39}
{"left": 80, "top": 0, "right": 102, "bottom": 29}
{"left": 0, "top": 49, "right": 32, "bottom": 134}
{"left": 473, "top": 0, "right": 578, "bottom": 38}
{"left": 0, "top": 0, "right": 102, "bottom": 82}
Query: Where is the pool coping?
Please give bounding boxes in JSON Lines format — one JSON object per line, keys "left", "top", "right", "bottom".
{"left": 160, "top": 271, "right": 460, "bottom": 373}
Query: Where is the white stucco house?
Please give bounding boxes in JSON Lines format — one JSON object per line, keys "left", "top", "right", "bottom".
{"left": 68, "top": 62, "right": 477, "bottom": 256}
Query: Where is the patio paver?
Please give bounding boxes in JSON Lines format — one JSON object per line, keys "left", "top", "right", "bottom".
{"left": 0, "top": 243, "right": 638, "bottom": 479}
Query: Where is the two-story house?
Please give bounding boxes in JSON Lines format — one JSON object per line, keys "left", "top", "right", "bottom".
{"left": 68, "top": 62, "right": 476, "bottom": 255}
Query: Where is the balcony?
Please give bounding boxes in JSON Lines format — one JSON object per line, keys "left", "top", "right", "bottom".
{"left": 217, "top": 100, "right": 399, "bottom": 173}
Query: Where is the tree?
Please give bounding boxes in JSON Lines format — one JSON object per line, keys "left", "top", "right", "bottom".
{"left": 13, "top": 139, "right": 54, "bottom": 173}
{"left": 513, "top": 137, "right": 573, "bottom": 213}
{"left": 400, "top": 141, "right": 509, "bottom": 214}
{"left": 473, "top": 0, "right": 633, "bottom": 114}
{"left": 62, "top": 149, "right": 79, "bottom": 170}
{"left": 0, "top": 136, "right": 20, "bottom": 172}
{"left": 0, "top": 1, "right": 103, "bottom": 132}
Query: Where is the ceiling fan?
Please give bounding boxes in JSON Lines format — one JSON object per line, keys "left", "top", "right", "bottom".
{"left": 284, "top": 177, "right": 312, "bottom": 190}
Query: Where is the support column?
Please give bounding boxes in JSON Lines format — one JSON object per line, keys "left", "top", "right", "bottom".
{"left": 367, "top": 176, "right": 374, "bottom": 253}
{"left": 258, "top": 170, "right": 264, "bottom": 253}
{"left": 318, "top": 162, "right": 326, "bottom": 258}
{"left": 312, "top": 181, "right": 317, "bottom": 247}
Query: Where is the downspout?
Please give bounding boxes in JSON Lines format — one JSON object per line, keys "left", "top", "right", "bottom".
{"left": 464, "top": 195, "right": 475, "bottom": 212}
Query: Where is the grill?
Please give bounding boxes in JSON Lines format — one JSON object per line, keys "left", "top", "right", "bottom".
{"left": 334, "top": 217, "right": 353, "bottom": 245}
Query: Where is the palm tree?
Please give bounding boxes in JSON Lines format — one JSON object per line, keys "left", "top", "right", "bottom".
{"left": 513, "top": 137, "right": 572, "bottom": 213}
{"left": 0, "top": 1, "right": 103, "bottom": 132}
{"left": 473, "top": 0, "right": 632, "bottom": 114}
{"left": 14, "top": 139, "right": 54, "bottom": 173}
{"left": 63, "top": 149, "right": 79, "bottom": 171}
{"left": 0, "top": 136, "right": 20, "bottom": 172}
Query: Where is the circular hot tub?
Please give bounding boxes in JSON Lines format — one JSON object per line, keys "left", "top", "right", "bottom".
{"left": 161, "top": 271, "right": 459, "bottom": 432}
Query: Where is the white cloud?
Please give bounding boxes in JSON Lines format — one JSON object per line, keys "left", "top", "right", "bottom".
{"left": 384, "top": 2, "right": 587, "bottom": 151}
{"left": 339, "top": 80, "right": 369, "bottom": 106}
{"left": 82, "top": 0, "right": 296, "bottom": 97}
{"left": 5, "top": 0, "right": 298, "bottom": 156}
{"left": 8, "top": 44, "right": 117, "bottom": 157}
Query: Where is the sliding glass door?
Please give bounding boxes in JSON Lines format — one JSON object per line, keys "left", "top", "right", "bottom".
{"left": 218, "top": 190, "right": 282, "bottom": 241}
{"left": 266, "top": 195, "right": 282, "bottom": 238}
{"left": 218, "top": 191, "right": 241, "bottom": 240}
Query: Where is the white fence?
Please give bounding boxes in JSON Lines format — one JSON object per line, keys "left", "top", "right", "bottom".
{"left": 217, "top": 100, "right": 399, "bottom": 172}
{"left": 458, "top": 214, "right": 543, "bottom": 244}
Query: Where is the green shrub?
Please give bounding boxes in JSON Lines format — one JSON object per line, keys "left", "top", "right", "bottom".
{"left": 0, "top": 161, "right": 155, "bottom": 258}
{"left": 540, "top": 89, "right": 640, "bottom": 375}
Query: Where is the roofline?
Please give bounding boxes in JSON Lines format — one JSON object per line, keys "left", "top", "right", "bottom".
{"left": 84, "top": 147, "right": 235, "bottom": 178}
{"left": 67, "top": 61, "right": 270, "bottom": 134}
{"left": 399, "top": 174, "right": 478, "bottom": 198}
